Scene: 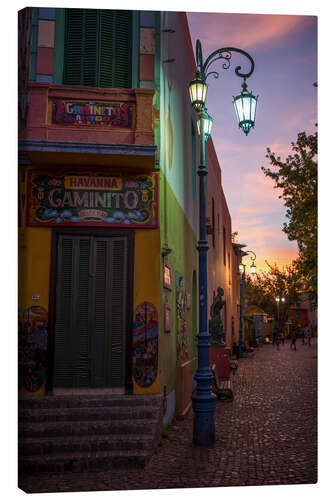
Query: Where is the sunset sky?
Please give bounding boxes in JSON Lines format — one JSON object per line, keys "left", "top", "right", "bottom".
{"left": 187, "top": 10, "right": 317, "bottom": 273}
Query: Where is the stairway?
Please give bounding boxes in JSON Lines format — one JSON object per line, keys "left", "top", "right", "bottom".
{"left": 18, "top": 394, "right": 163, "bottom": 475}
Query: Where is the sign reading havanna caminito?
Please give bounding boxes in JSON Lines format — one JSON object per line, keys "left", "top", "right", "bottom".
{"left": 52, "top": 100, "right": 134, "bottom": 128}
{"left": 27, "top": 172, "right": 158, "bottom": 228}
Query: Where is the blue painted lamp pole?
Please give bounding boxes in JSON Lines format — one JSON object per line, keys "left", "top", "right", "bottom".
{"left": 238, "top": 264, "right": 246, "bottom": 358}
{"left": 188, "top": 41, "right": 257, "bottom": 446}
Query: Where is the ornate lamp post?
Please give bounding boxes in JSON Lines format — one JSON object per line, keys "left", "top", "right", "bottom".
{"left": 188, "top": 40, "right": 257, "bottom": 446}
{"left": 238, "top": 250, "right": 257, "bottom": 358}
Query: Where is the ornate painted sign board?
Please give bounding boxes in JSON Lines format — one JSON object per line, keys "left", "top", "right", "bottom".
{"left": 27, "top": 172, "right": 158, "bottom": 228}
{"left": 52, "top": 100, "right": 135, "bottom": 128}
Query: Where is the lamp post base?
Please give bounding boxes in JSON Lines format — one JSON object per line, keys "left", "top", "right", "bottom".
{"left": 192, "top": 392, "right": 216, "bottom": 446}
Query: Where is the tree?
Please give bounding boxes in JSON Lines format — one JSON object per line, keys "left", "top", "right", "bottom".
{"left": 262, "top": 129, "right": 317, "bottom": 302}
{"left": 245, "top": 261, "right": 303, "bottom": 325}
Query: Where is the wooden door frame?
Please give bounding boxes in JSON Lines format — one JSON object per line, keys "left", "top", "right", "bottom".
{"left": 47, "top": 227, "right": 135, "bottom": 394}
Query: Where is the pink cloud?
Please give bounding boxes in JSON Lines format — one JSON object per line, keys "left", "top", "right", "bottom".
{"left": 235, "top": 225, "right": 298, "bottom": 272}
{"left": 187, "top": 13, "right": 314, "bottom": 53}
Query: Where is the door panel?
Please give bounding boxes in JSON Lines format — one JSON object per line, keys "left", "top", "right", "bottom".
{"left": 108, "top": 237, "right": 128, "bottom": 386}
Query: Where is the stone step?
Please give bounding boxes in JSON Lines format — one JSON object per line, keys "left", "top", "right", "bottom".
{"left": 19, "top": 449, "right": 150, "bottom": 474}
{"left": 19, "top": 419, "right": 158, "bottom": 439}
{"left": 19, "top": 433, "right": 155, "bottom": 456}
{"left": 19, "top": 395, "right": 163, "bottom": 410}
{"left": 19, "top": 406, "right": 159, "bottom": 423}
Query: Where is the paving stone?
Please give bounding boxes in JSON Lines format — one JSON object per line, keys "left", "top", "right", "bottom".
{"left": 19, "top": 339, "right": 317, "bottom": 492}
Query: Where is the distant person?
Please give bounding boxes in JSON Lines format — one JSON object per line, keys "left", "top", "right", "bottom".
{"left": 273, "top": 326, "right": 280, "bottom": 350}
{"left": 304, "top": 322, "right": 311, "bottom": 346}
{"left": 290, "top": 327, "right": 297, "bottom": 350}
{"left": 280, "top": 331, "right": 285, "bottom": 346}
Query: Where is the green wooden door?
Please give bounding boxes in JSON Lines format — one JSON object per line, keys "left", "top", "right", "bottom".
{"left": 53, "top": 234, "right": 128, "bottom": 388}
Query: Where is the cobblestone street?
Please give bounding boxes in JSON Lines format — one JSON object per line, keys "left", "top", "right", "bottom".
{"left": 19, "top": 338, "right": 317, "bottom": 493}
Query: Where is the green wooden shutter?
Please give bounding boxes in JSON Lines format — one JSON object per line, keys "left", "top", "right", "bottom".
{"left": 54, "top": 236, "right": 92, "bottom": 387}
{"left": 99, "top": 10, "right": 115, "bottom": 88}
{"left": 82, "top": 9, "right": 99, "bottom": 86}
{"left": 99, "top": 10, "right": 132, "bottom": 88}
{"left": 108, "top": 237, "right": 128, "bottom": 386}
{"left": 75, "top": 237, "right": 91, "bottom": 386}
{"left": 113, "top": 11, "right": 132, "bottom": 88}
{"left": 91, "top": 238, "right": 107, "bottom": 387}
{"left": 63, "top": 9, "right": 132, "bottom": 88}
{"left": 63, "top": 9, "right": 85, "bottom": 86}
{"left": 54, "top": 236, "right": 75, "bottom": 387}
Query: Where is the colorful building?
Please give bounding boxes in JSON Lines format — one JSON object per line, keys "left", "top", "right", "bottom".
{"left": 18, "top": 7, "right": 239, "bottom": 427}
{"left": 288, "top": 295, "right": 316, "bottom": 335}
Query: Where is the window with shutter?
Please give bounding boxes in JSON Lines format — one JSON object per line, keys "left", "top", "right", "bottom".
{"left": 63, "top": 8, "right": 132, "bottom": 88}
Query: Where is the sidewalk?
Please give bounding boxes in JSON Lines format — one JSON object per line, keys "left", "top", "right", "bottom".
{"left": 19, "top": 338, "right": 317, "bottom": 492}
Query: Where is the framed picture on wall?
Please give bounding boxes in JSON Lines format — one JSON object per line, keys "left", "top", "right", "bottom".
{"left": 163, "top": 260, "right": 172, "bottom": 290}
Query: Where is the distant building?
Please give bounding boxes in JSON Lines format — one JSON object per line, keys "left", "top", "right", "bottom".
{"left": 288, "top": 295, "right": 317, "bottom": 336}
{"left": 244, "top": 305, "right": 270, "bottom": 344}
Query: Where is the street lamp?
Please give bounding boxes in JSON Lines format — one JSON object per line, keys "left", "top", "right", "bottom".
{"left": 275, "top": 296, "right": 285, "bottom": 334}
{"left": 233, "top": 81, "right": 258, "bottom": 135}
{"left": 188, "top": 40, "right": 257, "bottom": 446}
{"left": 196, "top": 107, "right": 213, "bottom": 140}
{"left": 238, "top": 250, "right": 257, "bottom": 359}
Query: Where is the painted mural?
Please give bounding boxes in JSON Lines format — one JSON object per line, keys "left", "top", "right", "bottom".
{"left": 52, "top": 100, "right": 134, "bottom": 128}
{"left": 18, "top": 306, "right": 48, "bottom": 393}
{"left": 176, "top": 273, "right": 188, "bottom": 363}
{"left": 133, "top": 302, "right": 158, "bottom": 387}
{"left": 27, "top": 172, "right": 158, "bottom": 228}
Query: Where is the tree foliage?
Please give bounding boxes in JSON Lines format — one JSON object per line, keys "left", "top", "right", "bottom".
{"left": 245, "top": 261, "right": 304, "bottom": 324}
{"left": 261, "top": 129, "right": 317, "bottom": 301}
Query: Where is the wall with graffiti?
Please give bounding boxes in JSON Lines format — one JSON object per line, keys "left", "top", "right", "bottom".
{"left": 132, "top": 302, "right": 158, "bottom": 387}
{"left": 18, "top": 306, "right": 48, "bottom": 395}
{"left": 176, "top": 272, "right": 189, "bottom": 364}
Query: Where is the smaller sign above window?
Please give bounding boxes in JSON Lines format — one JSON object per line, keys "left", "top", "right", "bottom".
{"left": 52, "top": 100, "right": 135, "bottom": 129}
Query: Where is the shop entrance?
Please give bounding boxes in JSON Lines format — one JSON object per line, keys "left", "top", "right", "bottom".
{"left": 50, "top": 230, "right": 133, "bottom": 390}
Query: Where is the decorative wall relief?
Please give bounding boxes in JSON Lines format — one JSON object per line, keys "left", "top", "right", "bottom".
{"left": 176, "top": 273, "right": 188, "bottom": 363}
{"left": 209, "top": 287, "right": 226, "bottom": 347}
{"left": 133, "top": 302, "right": 158, "bottom": 387}
{"left": 18, "top": 306, "right": 48, "bottom": 392}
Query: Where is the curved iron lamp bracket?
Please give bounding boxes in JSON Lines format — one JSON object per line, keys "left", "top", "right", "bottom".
{"left": 196, "top": 40, "right": 255, "bottom": 83}
{"left": 245, "top": 250, "right": 257, "bottom": 263}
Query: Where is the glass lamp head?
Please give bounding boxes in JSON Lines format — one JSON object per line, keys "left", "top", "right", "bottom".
{"left": 233, "top": 80, "right": 258, "bottom": 135}
{"left": 250, "top": 263, "right": 256, "bottom": 274}
{"left": 197, "top": 108, "right": 213, "bottom": 140}
{"left": 188, "top": 73, "right": 208, "bottom": 111}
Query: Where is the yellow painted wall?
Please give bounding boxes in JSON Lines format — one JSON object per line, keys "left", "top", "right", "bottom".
{"left": 19, "top": 220, "right": 161, "bottom": 396}
{"left": 19, "top": 226, "right": 52, "bottom": 397}
{"left": 19, "top": 227, "right": 52, "bottom": 312}
{"left": 132, "top": 227, "right": 161, "bottom": 394}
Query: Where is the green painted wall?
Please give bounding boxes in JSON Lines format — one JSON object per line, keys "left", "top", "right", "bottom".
{"left": 158, "top": 171, "right": 197, "bottom": 395}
